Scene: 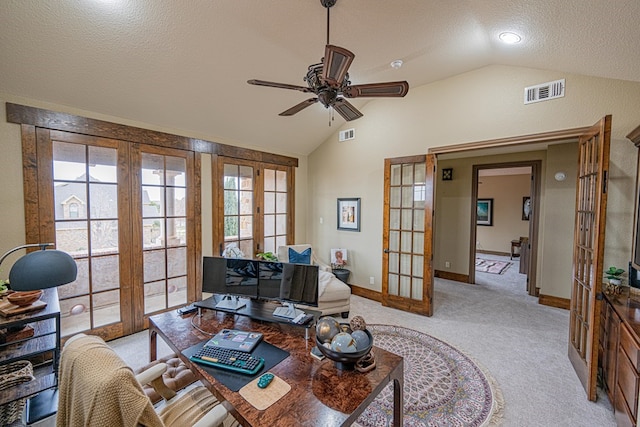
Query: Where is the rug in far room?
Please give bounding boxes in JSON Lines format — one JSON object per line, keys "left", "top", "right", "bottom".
{"left": 475, "top": 258, "right": 512, "bottom": 275}
{"left": 355, "top": 324, "right": 503, "bottom": 427}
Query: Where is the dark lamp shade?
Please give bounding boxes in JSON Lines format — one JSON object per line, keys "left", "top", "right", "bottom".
{"left": 9, "top": 250, "right": 77, "bottom": 291}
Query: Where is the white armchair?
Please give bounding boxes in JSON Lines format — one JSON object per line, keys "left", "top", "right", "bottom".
{"left": 277, "top": 244, "right": 351, "bottom": 318}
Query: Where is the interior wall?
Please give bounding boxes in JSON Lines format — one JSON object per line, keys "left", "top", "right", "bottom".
{"left": 477, "top": 174, "right": 531, "bottom": 254}
{"left": 308, "top": 64, "right": 640, "bottom": 295}
{"left": 0, "top": 93, "right": 310, "bottom": 269}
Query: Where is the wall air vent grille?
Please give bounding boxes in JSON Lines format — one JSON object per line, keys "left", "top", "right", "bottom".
{"left": 524, "top": 79, "right": 565, "bottom": 104}
{"left": 339, "top": 128, "right": 355, "bottom": 142}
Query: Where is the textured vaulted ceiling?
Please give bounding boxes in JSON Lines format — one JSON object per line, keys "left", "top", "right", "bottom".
{"left": 1, "top": 0, "right": 639, "bottom": 156}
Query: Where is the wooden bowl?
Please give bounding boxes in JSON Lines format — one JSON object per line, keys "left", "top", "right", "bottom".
{"left": 8, "top": 290, "right": 43, "bottom": 307}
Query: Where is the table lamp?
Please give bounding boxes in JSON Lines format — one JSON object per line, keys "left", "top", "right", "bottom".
{"left": 0, "top": 243, "right": 77, "bottom": 291}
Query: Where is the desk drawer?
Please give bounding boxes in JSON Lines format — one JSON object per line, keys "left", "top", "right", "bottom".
{"left": 619, "top": 324, "right": 640, "bottom": 371}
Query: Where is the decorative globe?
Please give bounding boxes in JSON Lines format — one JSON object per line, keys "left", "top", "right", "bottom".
{"left": 316, "top": 317, "right": 340, "bottom": 343}
{"left": 330, "top": 332, "right": 358, "bottom": 353}
{"left": 349, "top": 315, "right": 367, "bottom": 331}
{"left": 351, "top": 329, "right": 370, "bottom": 351}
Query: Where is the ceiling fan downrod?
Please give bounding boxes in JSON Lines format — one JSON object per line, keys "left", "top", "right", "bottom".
{"left": 321, "top": 0, "right": 337, "bottom": 45}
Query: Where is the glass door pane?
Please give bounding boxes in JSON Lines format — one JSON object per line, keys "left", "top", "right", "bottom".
{"left": 263, "top": 167, "right": 288, "bottom": 254}
{"left": 223, "top": 163, "right": 254, "bottom": 257}
{"left": 141, "top": 152, "right": 188, "bottom": 314}
{"left": 53, "top": 141, "right": 122, "bottom": 336}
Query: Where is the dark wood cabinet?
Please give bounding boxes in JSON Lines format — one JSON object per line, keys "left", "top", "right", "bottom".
{"left": 601, "top": 294, "right": 640, "bottom": 426}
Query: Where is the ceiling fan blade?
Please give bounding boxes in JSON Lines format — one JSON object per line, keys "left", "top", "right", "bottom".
{"left": 332, "top": 98, "right": 363, "bottom": 121}
{"left": 279, "top": 98, "right": 318, "bottom": 116}
{"left": 321, "top": 45, "right": 355, "bottom": 88}
{"left": 343, "top": 81, "right": 409, "bottom": 98}
{"left": 247, "top": 79, "right": 312, "bottom": 93}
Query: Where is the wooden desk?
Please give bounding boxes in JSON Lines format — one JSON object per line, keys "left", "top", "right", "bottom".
{"left": 149, "top": 310, "right": 404, "bottom": 426}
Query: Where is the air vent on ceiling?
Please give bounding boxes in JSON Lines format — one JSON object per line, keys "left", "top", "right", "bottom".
{"left": 339, "top": 128, "right": 355, "bottom": 142}
{"left": 524, "top": 79, "right": 565, "bottom": 104}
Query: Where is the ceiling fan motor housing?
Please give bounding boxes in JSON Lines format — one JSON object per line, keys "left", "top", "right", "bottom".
{"left": 320, "top": 0, "right": 337, "bottom": 8}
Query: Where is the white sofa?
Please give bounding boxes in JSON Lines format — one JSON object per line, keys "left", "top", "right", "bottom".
{"left": 277, "top": 244, "right": 351, "bottom": 318}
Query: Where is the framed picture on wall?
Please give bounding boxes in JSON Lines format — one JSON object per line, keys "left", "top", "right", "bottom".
{"left": 477, "top": 199, "right": 493, "bottom": 226}
{"left": 522, "top": 197, "right": 531, "bottom": 221}
{"left": 337, "top": 198, "right": 361, "bottom": 231}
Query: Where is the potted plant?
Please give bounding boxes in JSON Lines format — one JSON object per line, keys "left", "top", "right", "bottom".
{"left": 256, "top": 251, "right": 277, "bottom": 261}
{"left": 605, "top": 266, "right": 625, "bottom": 285}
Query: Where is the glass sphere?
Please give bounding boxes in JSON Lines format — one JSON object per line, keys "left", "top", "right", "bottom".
{"left": 316, "top": 317, "right": 340, "bottom": 343}
{"left": 351, "top": 329, "right": 370, "bottom": 351}
{"left": 330, "top": 332, "right": 358, "bottom": 353}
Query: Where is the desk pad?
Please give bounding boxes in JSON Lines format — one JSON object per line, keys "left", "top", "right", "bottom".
{"left": 183, "top": 340, "right": 289, "bottom": 392}
{"left": 239, "top": 374, "right": 291, "bottom": 410}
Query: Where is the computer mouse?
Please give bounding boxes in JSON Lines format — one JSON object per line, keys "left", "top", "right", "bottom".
{"left": 257, "top": 372, "right": 274, "bottom": 389}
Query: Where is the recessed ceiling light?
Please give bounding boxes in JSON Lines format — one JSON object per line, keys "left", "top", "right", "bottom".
{"left": 499, "top": 32, "right": 522, "bottom": 44}
{"left": 390, "top": 59, "right": 403, "bottom": 69}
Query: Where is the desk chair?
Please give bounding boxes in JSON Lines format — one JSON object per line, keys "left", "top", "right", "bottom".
{"left": 56, "top": 334, "right": 237, "bottom": 427}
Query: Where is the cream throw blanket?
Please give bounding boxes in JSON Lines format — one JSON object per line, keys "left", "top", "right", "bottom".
{"left": 57, "top": 335, "right": 164, "bottom": 427}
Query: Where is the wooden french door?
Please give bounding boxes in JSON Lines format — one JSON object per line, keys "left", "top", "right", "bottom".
{"left": 35, "top": 130, "right": 195, "bottom": 340}
{"left": 382, "top": 154, "right": 435, "bottom": 316}
{"left": 568, "top": 115, "right": 612, "bottom": 401}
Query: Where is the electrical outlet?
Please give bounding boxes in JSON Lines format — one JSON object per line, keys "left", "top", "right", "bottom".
{"left": 445, "top": 261, "right": 451, "bottom": 268}
{"left": 369, "top": 276, "right": 374, "bottom": 285}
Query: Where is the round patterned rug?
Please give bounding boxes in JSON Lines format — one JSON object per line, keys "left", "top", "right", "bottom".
{"left": 355, "top": 324, "right": 504, "bottom": 427}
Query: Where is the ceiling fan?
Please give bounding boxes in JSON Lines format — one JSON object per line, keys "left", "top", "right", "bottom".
{"left": 247, "top": 0, "right": 409, "bottom": 122}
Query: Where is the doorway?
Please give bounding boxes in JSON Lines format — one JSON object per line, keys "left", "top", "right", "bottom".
{"left": 470, "top": 161, "right": 541, "bottom": 295}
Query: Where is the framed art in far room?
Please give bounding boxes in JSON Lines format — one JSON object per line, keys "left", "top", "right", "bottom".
{"left": 476, "top": 198, "right": 493, "bottom": 226}
{"left": 337, "top": 198, "right": 360, "bottom": 231}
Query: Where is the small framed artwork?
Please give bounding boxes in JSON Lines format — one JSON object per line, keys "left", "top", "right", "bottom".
{"left": 337, "top": 198, "right": 361, "bottom": 231}
{"left": 522, "top": 197, "right": 531, "bottom": 221}
{"left": 442, "top": 168, "right": 453, "bottom": 181}
{"left": 331, "top": 248, "right": 347, "bottom": 268}
{"left": 477, "top": 198, "right": 493, "bottom": 226}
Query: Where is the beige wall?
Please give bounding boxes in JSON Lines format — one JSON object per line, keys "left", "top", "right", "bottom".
{"left": 476, "top": 174, "right": 531, "bottom": 254}
{"left": 308, "top": 64, "right": 640, "bottom": 300}
{"left": 0, "top": 94, "right": 309, "bottom": 269}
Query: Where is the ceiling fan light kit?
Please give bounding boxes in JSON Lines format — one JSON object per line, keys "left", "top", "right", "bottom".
{"left": 248, "top": 0, "right": 409, "bottom": 121}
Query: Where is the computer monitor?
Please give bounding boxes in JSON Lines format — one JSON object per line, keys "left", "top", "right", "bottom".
{"left": 273, "top": 263, "right": 319, "bottom": 319}
{"left": 257, "top": 260, "right": 284, "bottom": 301}
{"left": 202, "top": 257, "right": 258, "bottom": 310}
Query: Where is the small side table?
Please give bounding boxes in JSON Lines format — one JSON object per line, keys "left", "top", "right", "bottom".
{"left": 332, "top": 269, "right": 351, "bottom": 285}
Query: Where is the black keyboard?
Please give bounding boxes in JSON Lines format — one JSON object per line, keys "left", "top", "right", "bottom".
{"left": 190, "top": 346, "right": 265, "bottom": 375}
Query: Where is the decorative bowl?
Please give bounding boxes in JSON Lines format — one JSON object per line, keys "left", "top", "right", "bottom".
{"left": 315, "top": 325, "right": 373, "bottom": 370}
{"left": 8, "top": 290, "right": 43, "bottom": 307}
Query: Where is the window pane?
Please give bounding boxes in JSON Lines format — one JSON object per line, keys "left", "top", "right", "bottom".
{"left": 239, "top": 216, "right": 253, "bottom": 238}
{"left": 91, "top": 220, "right": 118, "bottom": 254}
{"left": 167, "top": 217, "right": 186, "bottom": 246}
{"left": 143, "top": 219, "right": 164, "bottom": 249}
{"left": 390, "top": 209, "right": 400, "bottom": 229}
{"left": 414, "top": 163, "right": 426, "bottom": 184}
{"left": 167, "top": 247, "right": 187, "bottom": 278}
{"left": 224, "top": 190, "right": 238, "bottom": 215}
{"left": 58, "top": 258, "right": 89, "bottom": 298}
{"left": 401, "top": 231, "right": 412, "bottom": 253}
{"left": 402, "top": 164, "right": 413, "bottom": 185}
{"left": 144, "top": 280, "right": 166, "bottom": 314}
{"left": 56, "top": 221, "right": 88, "bottom": 257}
{"left": 61, "top": 295, "right": 91, "bottom": 335}
{"left": 413, "top": 255, "right": 424, "bottom": 278}
{"left": 239, "top": 166, "right": 253, "bottom": 189}
{"left": 276, "top": 170, "right": 287, "bottom": 191}
{"left": 239, "top": 240, "right": 253, "bottom": 258}
{"left": 53, "top": 141, "right": 86, "bottom": 181}
{"left": 144, "top": 250, "right": 165, "bottom": 283}
{"left": 89, "top": 146, "right": 117, "bottom": 183}
{"left": 55, "top": 182, "right": 87, "bottom": 220}
{"left": 168, "top": 277, "right": 187, "bottom": 307}
{"left": 276, "top": 193, "right": 287, "bottom": 213}
{"left": 388, "top": 274, "right": 399, "bottom": 295}
{"left": 166, "top": 157, "right": 186, "bottom": 187}
{"left": 402, "top": 187, "right": 413, "bottom": 208}
{"left": 264, "top": 169, "right": 275, "bottom": 191}
{"left": 91, "top": 255, "right": 120, "bottom": 292}
{"left": 389, "top": 231, "right": 400, "bottom": 252}
{"left": 390, "top": 164, "right": 401, "bottom": 186}
{"left": 400, "top": 276, "right": 411, "bottom": 298}
{"left": 167, "top": 188, "right": 185, "bottom": 217}
{"left": 93, "top": 289, "right": 121, "bottom": 327}
{"left": 239, "top": 191, "right": 253, "bottom": 215}
{"left": 412, "top": 278, "right": 423, "bottom": 300}
{"left": 413, "top": 209, "right": 425, "bottom": 231}
{"left": 401, "top": 209, "right": 412, "bottom": 230}
{"left": 141, "top": 153, "right": 165, "bottom": 185}
{"left": 264, "top": 214, "right": 275, "bottom": 236}
{"left": 90, "top": 184, "right": 118, "bottom": 219}
{"left": 263, "top": 237, "right": 276, "bottom": 254}
{"left": 275, "top": 236, "right": 286, "bottom": 251}
{"left": 389, "top": 253, "right": 399, "bottom": 274}
{"left": 264, "top": 192, "right": 275, "bottom": 214}
{"left": 224, "top": 217, "right": 238, "bottom": 239}
{"left": 275, "top": 214, "right": 286, "bottom": 235}
{"left": 142, "top": 186, "right": 164, "bottom": 218}
{"left": 400, "top": 254, "right": 411, "bottom": 275}
{"left": 413, "top": 232, "right": 424, "bottom": 255}
{"left": 390, "top": 188, "right": 401, "bottom": 208}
